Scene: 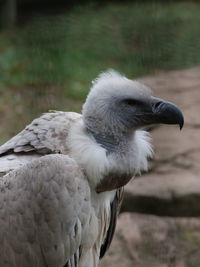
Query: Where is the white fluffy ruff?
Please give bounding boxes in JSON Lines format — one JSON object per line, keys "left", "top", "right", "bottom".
{"left": 68, "top": 119, "right": 109, "bottom": 188}
{"left": 68, "top": 119, "right": 153, "bottom": 189}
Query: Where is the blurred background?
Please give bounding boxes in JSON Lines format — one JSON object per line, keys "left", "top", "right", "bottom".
{"left": 0, "top": 0, "right": 200, "bottom": 141}
{"left": 1, "top": 1, "right": 200, "bottom": 266}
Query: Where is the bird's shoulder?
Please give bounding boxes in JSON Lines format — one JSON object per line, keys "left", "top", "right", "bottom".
{"left": 0, "top": 154, "right": 93, "bottom": 267}
{"left": 0, "top": 111, "right": 82, "bottom": 155}
{"left": 0, "top": 111, "right": 82, "bottom": 176}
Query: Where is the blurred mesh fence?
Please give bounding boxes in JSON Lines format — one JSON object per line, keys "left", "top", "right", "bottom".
{"left": 0, "top": 1, "right": 200, "bottom": 141}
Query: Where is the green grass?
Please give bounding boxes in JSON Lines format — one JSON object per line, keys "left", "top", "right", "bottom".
{"left": 0, "top": 1, "right": 200, "bottom": 141}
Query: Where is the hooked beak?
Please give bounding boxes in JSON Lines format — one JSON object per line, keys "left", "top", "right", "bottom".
{"left": 139, "top": 97, "right": 184, "bottom": 130}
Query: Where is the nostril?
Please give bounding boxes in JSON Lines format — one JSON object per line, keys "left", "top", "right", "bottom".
{"left": 152, "top": 100, "right": 164, "bottom": 112}
{"left": 154, "top": 101, "right": 162, "bottom": 109}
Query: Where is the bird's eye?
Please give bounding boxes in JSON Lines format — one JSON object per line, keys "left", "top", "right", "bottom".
{"left": 123, "top": 99, "right": 138, "bottom": 106}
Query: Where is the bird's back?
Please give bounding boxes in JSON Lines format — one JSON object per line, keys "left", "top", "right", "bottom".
{"left": 0, "top": 154, "right": 96, "bottom": 267}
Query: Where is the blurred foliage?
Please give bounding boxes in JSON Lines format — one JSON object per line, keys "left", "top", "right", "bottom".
{"left": 0, "top": 1, "right": 200, "bottom": 141}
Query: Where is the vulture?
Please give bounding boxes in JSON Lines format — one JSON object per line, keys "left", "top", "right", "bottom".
{"left": 0, "top": 70, "right": 184, "bottom": 267}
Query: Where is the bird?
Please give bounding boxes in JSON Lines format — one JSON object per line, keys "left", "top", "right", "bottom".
{"left": 0, "top": 70, "right": 184, "bottom": 267}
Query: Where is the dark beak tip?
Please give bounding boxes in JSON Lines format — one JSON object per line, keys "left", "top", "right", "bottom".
{"left": 179, "top": 123, "right": 183, "bottom": 130}
{"left": 175, "top": 107, "right": 184, "bottom": 130}
{"left": 161, "top": 101, "right": 184, "bottom": 130}
{"left": 179, "top": 117, "right": 184, "bottom": 130}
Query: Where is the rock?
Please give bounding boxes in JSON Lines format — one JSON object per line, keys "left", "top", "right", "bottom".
{"left": 100, "top": 213, "right": 200, "bottom": 267}
{"left": 122, "top": 67, "right": 200, "bottom": 216}
{"left": 122, "top": 171, "right": 200, "bottom": 216}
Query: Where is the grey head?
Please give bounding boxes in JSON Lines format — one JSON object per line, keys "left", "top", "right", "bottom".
{"left": 82, "top": 70, "right": 184, "bottom": 153}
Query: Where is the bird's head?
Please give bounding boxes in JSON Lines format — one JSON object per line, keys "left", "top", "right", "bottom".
{"left": 80, "top": 70, "right": 184, "bottom": 192}
{"left": 83, "top": 70, "right": 184, "bottom": 141}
